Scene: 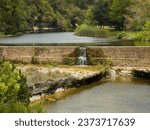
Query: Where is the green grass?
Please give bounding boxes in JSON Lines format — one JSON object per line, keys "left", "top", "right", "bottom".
{"left": 0, "top": 32, "right": 23, "bottom": 38}
{"left": 0, "top": 32, "right": 10, "bottom": 38}
{"left": 75, "top": 24, "right": 109, "bottom": 38}
{"left": 109, "top": 31, "right": 150, "bottom": 41}
{"left": 0, "top": 102, "right": 46, "bottom": 113}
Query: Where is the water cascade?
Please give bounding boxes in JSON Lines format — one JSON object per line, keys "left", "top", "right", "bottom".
{"left": 77, "top": 47, "right": 87, "bottom": 65}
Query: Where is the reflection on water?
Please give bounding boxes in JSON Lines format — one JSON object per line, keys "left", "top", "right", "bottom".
{"left": 0, "top": 32, "right": 150, "bottom": 46}
{"left": 0, "top": 32, "right": 111, "bottom": 44}
{"left": 45, "top": 77, "right": 150, "bottom": 113}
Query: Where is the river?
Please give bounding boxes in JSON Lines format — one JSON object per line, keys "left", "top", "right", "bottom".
{"left": 45, "top": 77, "right": 150, "bottom": 113}
{"left": 0, "top": 32, "right": 146, "bottom": 46}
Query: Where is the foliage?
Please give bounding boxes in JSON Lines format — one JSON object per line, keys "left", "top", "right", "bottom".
{"left": 143, "top": 21, "right": 150, "bottom": 31}
{"left": 64, "top": 58, "right": 75, "bottom": 66}
{"left": 109, "top": 0, "right": 131, "bottom": 30}
{"left": 0, "top": 0, "right": 88, "bottom": 34}
{"left": 134, "top": 41, "right": 150, "bottom": 46}
{"left": 91, "top": 0, "right": 111, "bottom": 27}
{"left": 31, "top": 55, "right": 38, "bottom": 64}
{"left": 0, "top": 102, "right": 46, "bottom": 113}
{"left": 125, "top": 0, "right": 150, "bottom": 31}
{"left": 136, "top": 31, "right": 150, "bottom": 41}
{"left": 0, "top": 60, "right": 45, "bottom": 112}
{"left": 75, "top": 24, "right": 109, "bottom": 37}
{"left": 0, "top": 0, "right": 28, "bottom": 35}
{"left": 0, "top": 0, "right": 149, "bottom": 35}
{"left": 113, "top": 30, "right": 150, "bottom": 41}
{"left": 0, "top": 60, "right": 30, "bottom": 104}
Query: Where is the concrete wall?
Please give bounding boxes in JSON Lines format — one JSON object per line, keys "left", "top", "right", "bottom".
{"left": 0, "top": 46, "right": 150, "bottom": 67}
{"left": 0, "top": 46, "right": 79, "bottom": 64}
{"left": 87, "top": 46, "right": 150, "bottom": 67}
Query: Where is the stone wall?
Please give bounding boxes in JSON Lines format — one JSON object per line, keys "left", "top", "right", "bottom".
{"left": 0, "top": 46, "right": 79, "bottom": 64}
{"left": 0, "top": 46, "right": 150, "bottom": 67}
{"left": 87, "top": 46, "right": 150, "bottom": 67}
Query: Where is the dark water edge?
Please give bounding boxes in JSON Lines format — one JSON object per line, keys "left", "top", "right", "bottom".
{"left": 45, "top": 77, "right": 150, "bottom": 113}
{"left": 0, "top": 40, "right": 149, "bottom": 46}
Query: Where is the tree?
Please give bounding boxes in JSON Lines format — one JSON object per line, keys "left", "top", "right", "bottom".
{"left": 125, "top": 0, "right": 150, "bottom": 31}
{"left": 0, "top": 0, "right": 28, "bottom": 35}
{"left": 109, "top": 0, "right": 131, "bottom": 30}
{"left": 0, "top": 60, "right": 30, "bottom": 104}
{"left": 91, "top": 0, "right": 112, "bottom": 27}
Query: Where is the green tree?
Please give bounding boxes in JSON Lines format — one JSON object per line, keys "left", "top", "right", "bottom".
{"left": 0, "top": 0, "right": 28, "bottom": 35}
{"left": 109, "top": 0, "right": 131, "bottom": 30}
{"left": 0, "top": 60, "right": 30, "bottom": 104}
{"left": 125, "top": 0, "right": 150, "bottom": 31}
{"left": 91, "top": 0, "right": 112, "bottom": 27}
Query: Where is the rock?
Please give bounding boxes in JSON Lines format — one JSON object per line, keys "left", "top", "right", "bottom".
{"left": 29, "top": 72, "right": 105, "bottom": 97}
{"left": 132, "top": 69, "right": 150, "bottom": 79}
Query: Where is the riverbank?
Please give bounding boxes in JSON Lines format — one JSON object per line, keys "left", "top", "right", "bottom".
{"left": 29, "top": 66, "right": 150, "bottom": 106}
{"left": 16, "top": 64, "right": 150, "bottom": 103}
{"left": 75, "top": 24, "right": 150, "bottom": 43}
{"left": 16, "top": 65, "right": 107, "bottom": 101}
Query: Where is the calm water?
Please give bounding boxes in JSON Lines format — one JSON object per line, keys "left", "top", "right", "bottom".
{"left": 0, "top": 32, "right": 139, "bottom": 46}
{"left": 0, "top": 32, "right": 149, "bottom": 46}
{"left": 0, "top": 32, "right": 111, "bottom": 44}
{"left": 45, "top": 77, "right": 150, "bottom": 113}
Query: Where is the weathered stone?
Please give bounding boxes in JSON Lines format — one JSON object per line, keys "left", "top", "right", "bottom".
{"left": 29, "top": 73, "right": 105, "bottom": 96}
{"left": 87, "top": 46, "right": 150, "bottom": 67}
{"left": 132, "top": 69, "right": 150, "bottom": 79}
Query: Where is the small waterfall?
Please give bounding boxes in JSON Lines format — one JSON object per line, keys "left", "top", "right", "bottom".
{"left": 77, "top": 47, "right": 87, "bottom": 65}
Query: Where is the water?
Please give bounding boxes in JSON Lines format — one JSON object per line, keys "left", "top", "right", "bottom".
{"left": 77, "top": 47, "right": 87, "bottom": 65}
{"left": 0, "top": 32, "right": 150, "bottom": 46}
{"left": 45, "top": 77, "right": 150, "bottom": 113}
{"left": 0, "top": 32, "right": 111, "bottom": 45}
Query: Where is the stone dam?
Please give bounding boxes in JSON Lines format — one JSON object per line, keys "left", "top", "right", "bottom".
{"left": 0, "top": 46, "right": 150, "bottom": 67}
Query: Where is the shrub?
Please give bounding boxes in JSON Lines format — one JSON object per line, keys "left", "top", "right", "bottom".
{"left": 64, "top": 57, "right": 75, "bottom": 65}
{"left": 0, "top": 102, "right": 46, "bottom": 113}
{"left": 31, "top": 55, "right": 38, "bottom": 64}
{"left": 143, "top": 21, "right": 150, "bottom": 31}
{"left": 0, "top": 60, "right": 45, "bottom": 112}
{"left": 75, "top": 24, "right": 109, "bottom": 38}
{"left": 136, "top": 31, "right": 150, "bottom": 41}
{"left": 115, "top": 31, "right": 127, "bottom": 39}
{"left": 0, "top": 60, "right": 30, "bottom": 104}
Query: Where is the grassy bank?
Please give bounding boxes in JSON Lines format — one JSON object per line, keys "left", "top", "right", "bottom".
{"left": 0, "top": 32, "right": 11, "bottom": 38}
{"left": 0, "top": 32, "right": 23, "bottom": 38}
{"left": 75, "top": 24, "right": 109, "bottom": 38}
{"left": 111, "top": 31, "right": 150, "bottom": 41}
{"left": 75, "top": 24, "right": 150, "bottom": 42}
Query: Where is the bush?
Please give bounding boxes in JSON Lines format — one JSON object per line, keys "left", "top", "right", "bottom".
{"left": 0, "top": 102, "right": 46, "bottom": 113}
{"left": 0, "top": 60, "right": 30, "bottom": 104}
{"left": 114, "top": 31, "right": 150, "bottom": 41}
{"left": 64, "top": 57, "right": 75, "bottom": 65}
{"left": 115, "top": 31, "right": 127, "bottom": 39}
{"left": 134, "top": 41, "right": 150, "bottom": 46}
{"left": 75, "top": 24, "right": 109, "bottom": 38}
{"left": 0, "top": 60, "right": 45, "bottom": 112}
{"left": 143, "top": 21, "right": 150, "bottom": 31}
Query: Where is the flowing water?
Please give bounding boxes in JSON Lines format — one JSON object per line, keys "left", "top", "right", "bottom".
{"left": 45, "top": 77, "right": 150, "bottom": 113}
{"left": 77, "top": 47, "right": 87, "bottom": 65}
